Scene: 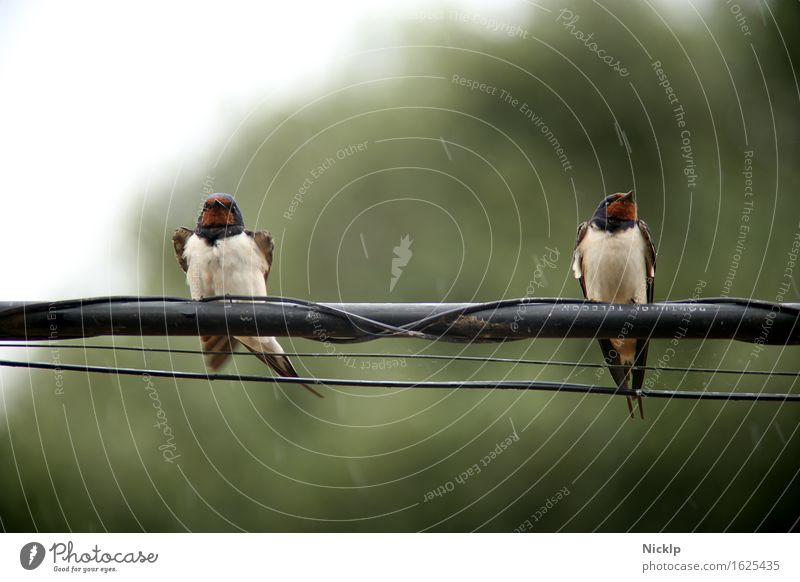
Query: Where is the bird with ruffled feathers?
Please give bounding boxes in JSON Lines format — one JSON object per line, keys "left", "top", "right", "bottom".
{"left": 573, "top": 191, "right": 656, "bottom": 419}
{"left": 172, "top": 193, "right": 321, "bottom": 397}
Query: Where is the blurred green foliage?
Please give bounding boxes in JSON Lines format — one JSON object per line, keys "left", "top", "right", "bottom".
{"left": 2, "top": 0, "right": 799, "bottom": 532}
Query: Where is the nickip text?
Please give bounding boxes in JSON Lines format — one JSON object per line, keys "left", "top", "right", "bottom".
{"left": 643, "top": 543, "right": 681, "bottom": 557}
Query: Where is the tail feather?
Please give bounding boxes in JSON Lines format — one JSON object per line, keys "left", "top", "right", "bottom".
{"left": 201, "top": 335, "right": 238, "bottom": 370}
{"left": 598, "top": 339, "right": 642, "bottom": 420}
{"left": 632, "top": 339, "right": 649, "bottom": 420}
{"left": 236, "top": 335, "right": 323, "bottom": 398}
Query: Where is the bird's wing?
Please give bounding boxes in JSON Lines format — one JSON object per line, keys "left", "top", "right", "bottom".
{"left": 172, "top": 227, "right": 238, "bottom": 370}
{"left": 237, "top": 335, "right": 323, "bottom": 398}
{"left": 597, "top": 338, "right": 629, "bottom": 389}
{"left": 631, "top": 339, "right": 650, "bottom": 392}
{"left": 171, "top": 227, "right": 194, "bottom": 272}
{"left": 572, "top": 221, "right": 589, "bottom": 298}
{"left": 639, "top": 219, "right": 656, "bottom": 303}
{"left": 200, "top": 335, "right": 238, "bottom": 371}
{"left": 631, "top": 220, "right": 657, "bottom": 416}
{"left": 599, "top": 338, "right": 637, "bottom": 418}
{"left": 248, "top": 230, "right": 275, "bottom": 289}
{"left": 240, "top": 230, "right": 320, "bottom": 396}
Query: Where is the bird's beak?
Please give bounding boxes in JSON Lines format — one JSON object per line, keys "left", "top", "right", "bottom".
{"left": 213, "top": 199, "right": 227, "bottom": 208}
{"left": 622, "top": 190, "right": 635, "bottom": 202}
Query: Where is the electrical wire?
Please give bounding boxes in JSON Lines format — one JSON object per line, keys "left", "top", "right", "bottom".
{"left": 2, "top": 296, "right": 797, "bottom": 396}
{"left": 1, "top": 358, "right": 798, "bottom": 401}
{"left": 0, "top": 356, "right": 613, "bottom": 393}
{"left": 0, "top": 295, "right": 434, "bottom": 342}
{"left": 6, "top": 295, "right": 796, "bottom": 344}
{"left": 1, "top": 341, "right": 798, "bottom": 378}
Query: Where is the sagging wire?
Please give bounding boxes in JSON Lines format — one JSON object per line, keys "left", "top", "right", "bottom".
{"left": 1, "top": 342, "right": 799, "bottom": 378}
{"left": 2, "top": 296, "right": 797, "bottom": 399}
{"left": 0, "top": 357, "right": 798, "bottom": 401}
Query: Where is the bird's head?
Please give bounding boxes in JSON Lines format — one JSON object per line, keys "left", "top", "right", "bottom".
{"left": 593, "top": 191, "right": 637, "bottom": 224}
{"left": 197, "top": 193, "right": 244, "bottom": 230}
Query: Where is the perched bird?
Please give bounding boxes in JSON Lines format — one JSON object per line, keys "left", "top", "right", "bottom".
{"left": 172, "top": 193, "right": 321, "bottom": 397}
{"left": 572, "top": 191, "right": 656, "bottom": 419}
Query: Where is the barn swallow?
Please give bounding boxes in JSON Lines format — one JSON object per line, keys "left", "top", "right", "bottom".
{"left": 572, "top": 191, "right": 656, "bottom": 419}
{"left": 172, "top": 193, "right": 321, "bottom": 397}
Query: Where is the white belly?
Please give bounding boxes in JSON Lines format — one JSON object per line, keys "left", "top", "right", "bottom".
{"left": 576, "top": 224, "right": 648, "bottom": 304}
{"left": 184, "top": 233, "right": 267, "bottom": 299}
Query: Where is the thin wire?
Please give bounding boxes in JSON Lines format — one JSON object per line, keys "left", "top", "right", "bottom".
{"left": 2, "top": 341, "right": 799, "bottom": 378}
{"left": 1, "top": 358, "right": 797, "bottom": 401}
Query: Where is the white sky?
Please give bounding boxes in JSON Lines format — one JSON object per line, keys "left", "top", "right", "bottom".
{"left": 0, "top": 0, "right": 365, "bottom": 300}
{"left": 0, "top": 0, "right": 698, "bottom": 302}
{"left": 0, "top": 0, "right": 525, "bottom": 301}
